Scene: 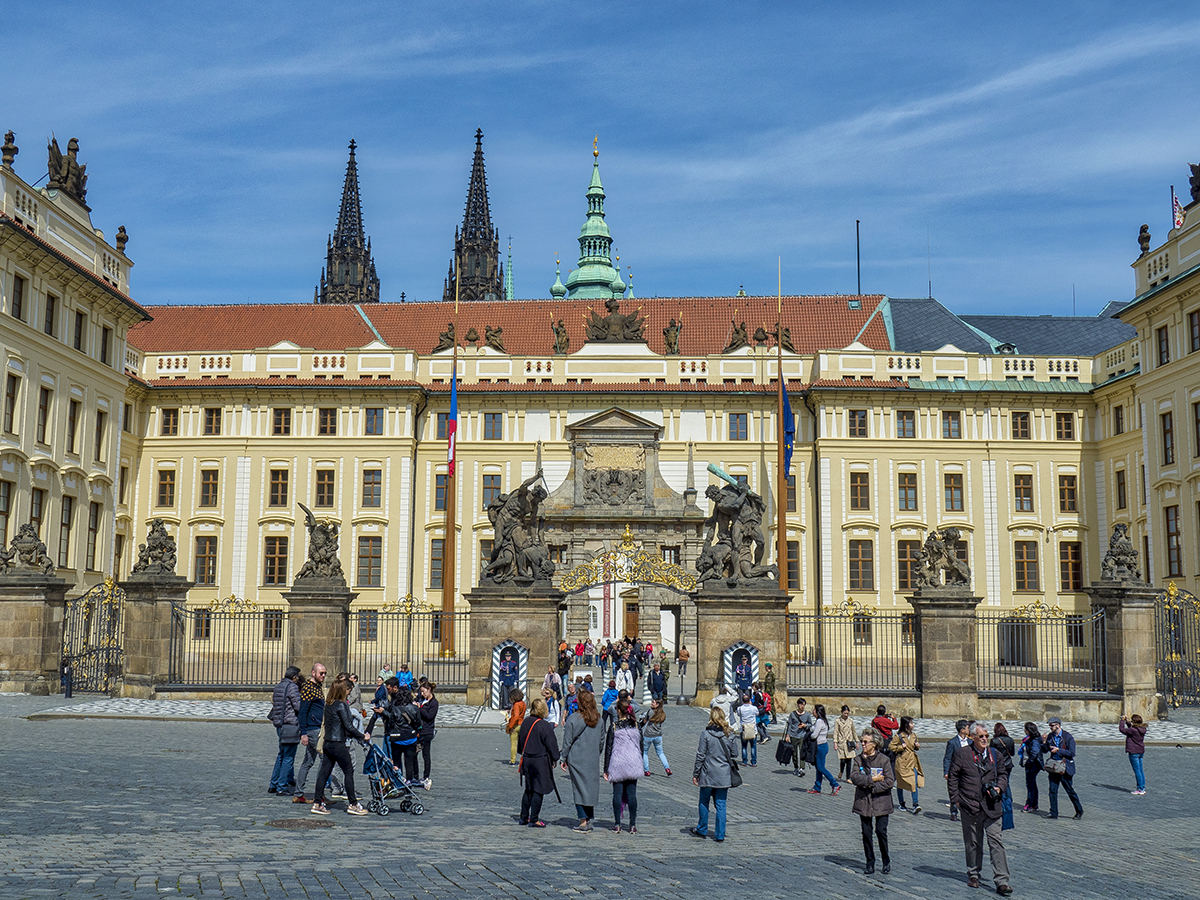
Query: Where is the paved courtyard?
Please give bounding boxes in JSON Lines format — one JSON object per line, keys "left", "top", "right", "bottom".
{"left": 3, "top": 694, "right": 1199, "bottom": 899}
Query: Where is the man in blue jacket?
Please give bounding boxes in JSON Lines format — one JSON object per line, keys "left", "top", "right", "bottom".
{"left": 648, "top": 663, "right": 666, "bottom": 701}
{"left": 1043, "top": 717, "right": 1083, "bottom": 819}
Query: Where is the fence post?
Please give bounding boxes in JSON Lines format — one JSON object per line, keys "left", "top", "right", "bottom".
{"left": 1083, "top": 581, "right": 1159, "bottom": 721}
{"left": 906, "top": 588, "right": 983, "bottom": 718}
{"left": 281, "top": 583, "right": 355, "bottom": 675}
{"left": 120, "top": 574, "right": 193, "bottom": 698}
{"left": 0, "top": 572, "right": 71, "bottom": 694}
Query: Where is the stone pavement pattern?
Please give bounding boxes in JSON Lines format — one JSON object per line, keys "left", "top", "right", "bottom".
{"left": 2, "top": 695, "right": 1198, "bottom": 899}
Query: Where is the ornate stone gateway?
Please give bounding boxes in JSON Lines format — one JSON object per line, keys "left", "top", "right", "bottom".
{"left": 559, "top": 526, "right": 696, "bottom": 595}
{"left": 1155, "top": 582, "right": 1200, "bottom": 708}
{"left": 63, "top": 577, "right": 126, "bottom": 693}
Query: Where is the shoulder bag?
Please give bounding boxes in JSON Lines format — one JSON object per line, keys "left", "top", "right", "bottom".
{"left": 718, "top": 731, "right": 743, "bottom": 788}
{"left": 1044, "top": 756, "right": 1067, "bottom": 775}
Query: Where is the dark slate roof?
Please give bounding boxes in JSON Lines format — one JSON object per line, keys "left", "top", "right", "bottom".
{"left": 887, "top": 298, "right": 994, "bottom": 353}
{"left": 960, "top": 313, "right": 1136, "bottom": 356}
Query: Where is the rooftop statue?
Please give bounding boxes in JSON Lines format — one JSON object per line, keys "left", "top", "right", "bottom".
{"left": 47, "top": 136, "right": 88, "bottom": 205}
{"left": 485, "top": 324, "right": 506, "bottom": 352}
{"left": 723, "top": 320, "right": 748, "bottom": 353}
{"left": 552, "top": 319, "right": 570, "bottom": 354}
{"left": 1138, "top": 224, "right": 1151, "bottom": 257}
{"left": 296, "top": 503, "right": 345, "bottom": 582}
{"left": 483, "top": 470, "right": 554, "bottom": 585}
{"left": 771, "top": 323, "right": 796, "bottom": 353}
{"left": 913, "top": 527, "right": 970, "bottom": 589}
{"left": 585, "top": 297, "right": 645, "bottom": 343}
{"left": 434, "top": 323, "right": 455, "bottom": 352}
{"left": 0, "top": 523, "right": 55, "bottom": 576}
{"left": 696, "top": 464, "right": 778, "bottom": 588}
{"left": 662, "top": 318, "right": 681, "bottom": 355}
{"left": 131, "top": 518, "right": 178, "bottom": 577}
{"left": 1191, "top": 163, "right": 1200, "bottom": 202}
{"left": 1100, "top": 523, "right": 1142, "bottom": 582}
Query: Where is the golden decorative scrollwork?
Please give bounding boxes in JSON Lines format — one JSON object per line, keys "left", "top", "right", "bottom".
{"left": 826, "top": 598, "right": 876, "bottom": 617}
{"left": 1009, "top": 598, "right": 1067, "bottom": 621}
{"left": 559, "top": 527, "right": 697, "bottom": 594}
{"left": 382, "top": 594, "right": 435, "bottom": 614}
{"left": 208, "top": 595, "right": 259, "bottom": 613}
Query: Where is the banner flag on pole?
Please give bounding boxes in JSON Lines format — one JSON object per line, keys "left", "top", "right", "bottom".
{"left": 782, "top": 388, "right": 795, "bottom": 477}
{"left": 1174, "top": 187, "right": 1187, "bottom": 230}
{"left": 447, "top": 363, "right": 458, "bottom": 477}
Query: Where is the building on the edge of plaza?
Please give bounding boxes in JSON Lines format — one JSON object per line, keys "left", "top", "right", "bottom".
{"left": 4, "top": 129, "right": 1200, "bottom": 653}
{"left": 0, "top": 132, "right": 151, "bottom": 592}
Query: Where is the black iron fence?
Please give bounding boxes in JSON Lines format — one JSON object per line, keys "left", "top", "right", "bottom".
{"left": 787, "top": 602, "right": 917, "bottom": 693}
{"left": 347, "top": 606, "right": 471, "bottom": 691}
{"left": 976, "top": 601, "right": 1107, "bottom": 696}
{"left": 1155, "top": 583, "right": 1200, "bottom": 708}
{"left": 166, "top": 599, "right": 290, "bottom": 690}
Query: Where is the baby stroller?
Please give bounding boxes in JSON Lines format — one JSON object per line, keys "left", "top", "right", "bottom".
{"left": 362, "top": 739, "right": 424, "bottom": 816}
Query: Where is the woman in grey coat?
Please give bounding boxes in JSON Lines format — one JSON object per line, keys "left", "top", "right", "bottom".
{"left": 690, "top": 707, "right": 738, "bottom": 842}
{"left": 560, "top": 689, "right": 603, "bottom": 832}
{"left": 848, "top": 728, "right": 895, "bottom": 875}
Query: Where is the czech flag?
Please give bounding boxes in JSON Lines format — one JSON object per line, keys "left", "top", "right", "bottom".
{"left": 447, "top": 364, "right": 458, "bottom": 477}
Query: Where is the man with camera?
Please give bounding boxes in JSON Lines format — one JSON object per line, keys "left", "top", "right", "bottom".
{"left": 947, "top": 723, "right": 1012, "bottom": 895}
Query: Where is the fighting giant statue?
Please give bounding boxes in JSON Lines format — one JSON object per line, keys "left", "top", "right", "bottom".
{"left": 483, "top": 469, "right": 554, "bottom": 584}
{"left": 695, "top": 463, "right": 779, "bottom": 587}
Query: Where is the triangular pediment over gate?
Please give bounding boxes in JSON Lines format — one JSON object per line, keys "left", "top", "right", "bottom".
{"left": 565, "top": 407, "right": 662, "bottom": 443}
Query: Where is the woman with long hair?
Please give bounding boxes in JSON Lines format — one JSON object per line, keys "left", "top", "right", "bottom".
{"left": 415, "top": 681, "right": 438, "bottom": 789}
{"left": 639, "top": 698, "right": 671, "bottom": 776}
{"left": 690, "top": 706, "right": 737, "bottom": 842}
{"left": 560, "top": 689, "right": 603, "bottom": 832}
{"left": 603, "top": 696, "right": 643, "bottom": 832}
{"left": 517, "top": 697, "right": 559, "bottom": 827}
{"left": 1019, "top": 721, "right": 1043, "bottom": 812}
{"left": 888, "top": 715, "right": 922, "bottom": 814}
{"left": 310, "top": 678, "right": 368, "bottom": 816}
{"left": 807, "top": 703, "right": 841, "bottom": 795}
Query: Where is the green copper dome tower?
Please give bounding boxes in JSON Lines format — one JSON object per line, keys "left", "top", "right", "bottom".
{"left": 561, "top": 139, "right": 625, "bottom": 300}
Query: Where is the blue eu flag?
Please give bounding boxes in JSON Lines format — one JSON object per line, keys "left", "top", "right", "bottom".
{"left": 783, "top": 389, "right": 795, "bottom": 477}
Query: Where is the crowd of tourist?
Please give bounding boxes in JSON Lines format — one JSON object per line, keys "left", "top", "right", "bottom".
{"left": 266, "top": 660, "right": 440, "bottom": 817}
{"left": 266, "top": 648, "right": 1151, "bottom": 896}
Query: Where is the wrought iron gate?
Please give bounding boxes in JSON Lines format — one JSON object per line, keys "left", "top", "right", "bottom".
{"left": 62, "top": 578, "right": 126, "bottom": 692}
{"left": 1155, "top": 582, "right": 1200, "bottom": 708}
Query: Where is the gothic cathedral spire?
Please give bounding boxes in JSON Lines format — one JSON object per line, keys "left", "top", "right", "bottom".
{"left": 315, "top": 139, "right": 381, "bottom": 304}
{"left": 443, "top": 129, "right": 503, "bottom": 302}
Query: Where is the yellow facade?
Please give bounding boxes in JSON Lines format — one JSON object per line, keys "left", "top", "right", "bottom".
{"left": 5, "top": 147, "right": 1200, "bottom": 641}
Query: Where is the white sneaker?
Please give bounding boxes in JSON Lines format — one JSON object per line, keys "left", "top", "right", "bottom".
{"left": 347, "top": 803, "right": 368, "bottom": 816}
{"left": 423, "top": 777, "right": 432, "bottom": 791}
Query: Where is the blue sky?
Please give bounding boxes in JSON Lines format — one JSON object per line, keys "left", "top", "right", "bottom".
{"left": 6, "top": 3, "right": 1200, "bottom": 314}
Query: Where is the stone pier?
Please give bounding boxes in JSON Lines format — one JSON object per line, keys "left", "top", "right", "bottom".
{"left": 281, "top": 579, "right": 356, "bottom": 675}
{"left": 0, "top": 573, "right": 70, "bottom": 694}
{"left": 465, "top": 582, "right": 564, "bottom": 707}
{"left": 907, "top": 587, "right": 983, "bottom": 718}
{"left": 119, "top": 574, "right": 193, "bottom": 698}
{"left": 692, "top": 583, "right": 790, "bottom": 707}
{"left": 1084, "top": 579, "right": 1159, "bottom": 722}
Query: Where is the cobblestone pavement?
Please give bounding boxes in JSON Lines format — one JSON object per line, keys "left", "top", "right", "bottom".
{"left": 19, "top": 694, "right": 1200, "bottom": 743}
{"left": 3, "top": 695, "right": 1199, "bottom": 899}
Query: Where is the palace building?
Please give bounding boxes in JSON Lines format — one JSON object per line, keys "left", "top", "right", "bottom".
{"left": 3, "top": 128, "right": 1200, "bottom": 654}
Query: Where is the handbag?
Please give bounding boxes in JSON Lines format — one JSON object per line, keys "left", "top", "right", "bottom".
{"left": 1044, "top": 756, "right": 1067, "bottom": 775}
{"left": 846, "top": 740, "right": 857, "bottom": 752}
{"left": 742, "top": 722, "right": 757, "bottom": 741}
{"left": 279, "top": 722, "right": 301, "bottom": 744}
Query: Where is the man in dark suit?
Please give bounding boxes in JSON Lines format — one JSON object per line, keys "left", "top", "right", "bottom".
{"left": 943, "top": 719, "right": 972, "bottom": 821}
{"left": 1043, "top": 717, "right": 1083, "bottom": 819}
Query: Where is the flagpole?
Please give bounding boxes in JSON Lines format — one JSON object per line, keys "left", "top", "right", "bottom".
{"left": 776, "top": 257, "right": 787, "bottom": 593}
{"left": 442, "top": 254, "right": 460, "bottom": 657}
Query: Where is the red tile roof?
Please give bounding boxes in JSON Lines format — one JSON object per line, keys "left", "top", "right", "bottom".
{"left": 808, "top": 378, "right": 911, "bottom": 389}
{"left": 126, "top": 295, "right": 890, "bottom": 356}
{"left": 128, "top": 304, "right": 376, "bottom": 353}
